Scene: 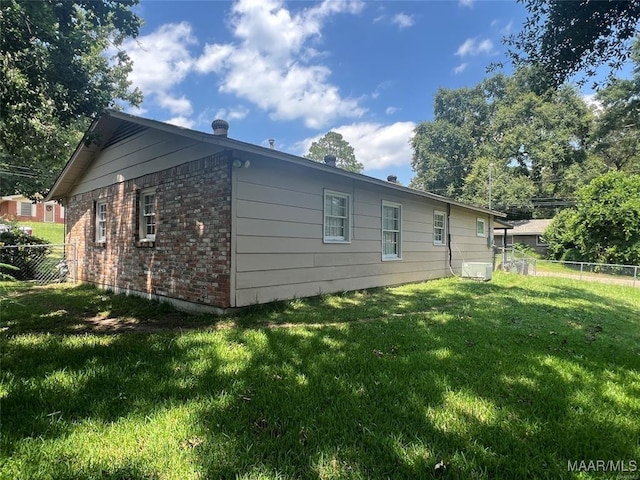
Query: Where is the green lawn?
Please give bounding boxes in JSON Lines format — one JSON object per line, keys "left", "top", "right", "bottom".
{"left": 1, "top": 274, "right": 639, "bottom": 479}
{"left": 15, "top": 221, "right": 65, "bottom": 244}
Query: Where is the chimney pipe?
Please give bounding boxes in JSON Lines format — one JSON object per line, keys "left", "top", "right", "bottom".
{"left": 387, "top": 174, "right": 398, "bottom": 183}
{"left": 324, "top": 155, "right": 337, "bottom": 167}
{"left": 268, "top": 138, "right": 275, "bottom": 149}
{"left": 211, "top": 119, "right": 229, "bottom": 137}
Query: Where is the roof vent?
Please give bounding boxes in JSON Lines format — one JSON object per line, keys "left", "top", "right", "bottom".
{"left": 268, "top": 138, "right": 275, "bottom": 149}
{"left": 211, "top": 119, "right": 229, "bottom": 137}
{"left": 387, "top": 175, "right": 398, "bottom": 183}
{"left": 324, "top": 155, "right": 337, "bottom": 167}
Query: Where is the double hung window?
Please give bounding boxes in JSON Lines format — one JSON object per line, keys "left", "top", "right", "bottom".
{"left": 382, "top": 201, "right": 402, "bottom": 260}
{"left": 324, "top": 190, "right": 351, "bottom": 243}
{"left": 434, "top": 211, "right": 446, "bottom": 245}
{"left": 140, "top": 188, "right": 156, "bottom": 242}
{"left": 95, "top": 200, "right": 107, "bottom": 243}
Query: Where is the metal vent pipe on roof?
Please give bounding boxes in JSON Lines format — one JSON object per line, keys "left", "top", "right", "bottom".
{"left": 211, "top": 119, "right": 229, "bottom": 137}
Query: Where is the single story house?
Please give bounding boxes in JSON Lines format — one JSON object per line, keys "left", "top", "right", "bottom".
{"left": 0, "top": 195, "right": 65, "bottom": 224}
{"left": 47, "top": 110, "right": 506, "bottom": 312}
{"left": 493, "top": 219, "right": 553, "bottom": 255}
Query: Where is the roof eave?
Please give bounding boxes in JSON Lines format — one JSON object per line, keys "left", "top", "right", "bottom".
{"left": 46, "top": 109, "right": 507, "bottom": 218}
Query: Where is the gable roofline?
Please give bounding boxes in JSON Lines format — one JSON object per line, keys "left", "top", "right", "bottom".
{"left": 493, "top": 219, "right": 552, "bottom": 235}
{"left": 46, "top": 109, "right": 506, "bottom": 218}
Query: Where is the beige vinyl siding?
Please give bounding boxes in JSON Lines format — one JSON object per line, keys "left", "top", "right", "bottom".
{"left": 449, "top": 207, "right": 493, "bottom": 271}
{"left": 233, "top": 156, "right": 492, "bottom": 307}
{"left": 69, "top": 129, "right": 223, "bottom": 196}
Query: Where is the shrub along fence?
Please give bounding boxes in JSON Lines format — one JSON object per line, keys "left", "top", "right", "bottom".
{"left": 0, "top": 244, "right": 76, "bottom": 284}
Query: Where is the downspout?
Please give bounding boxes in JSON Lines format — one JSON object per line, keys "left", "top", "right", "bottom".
{"left": 447, "top": 203, "right": 453, "bottom": 274}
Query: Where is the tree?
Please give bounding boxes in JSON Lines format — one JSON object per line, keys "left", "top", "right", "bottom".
{"left": 545, "top": 172, "right": 640, "bottom": 264}
{"left": 589, "top": 39, "right": 640, "bottom": 172}
{"left": 409, "top": 120, "right": 475, "bottom": 196}
{"left": 506, "top": 0, "right": 640, "bottom": 88}
{"left": 0, "top": 0, "right": 142, "bottom": 197}
{"left": 305, "top": 131, "right": 364, "bottom": 173}
{"left": 410, "top": 69, "right": 592, "bottom": 216}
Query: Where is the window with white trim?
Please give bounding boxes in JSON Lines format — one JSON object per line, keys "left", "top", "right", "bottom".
{"left": 434, "top": 211, "right": 446, "bottom": 245}
{"left": 95, "top": 200, "right": 107, "bottom": 243}
{"left": 382, "top": 201, "right": 402, "bottom": 260}
{"left": 20, "top": 202, "right": 34, "bottom": 217}
{"left": 139, "top": 188, "right": 156, "bottom": 241}
{"left": 476, "top": 218, "right": 487, "bottom": 237}
{"left": 323, "top": 190, "right": 351, "bottom": 243}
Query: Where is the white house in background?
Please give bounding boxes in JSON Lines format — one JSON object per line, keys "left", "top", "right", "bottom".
{"left": 46, "top": 110, "right": 506, "bottom": 312}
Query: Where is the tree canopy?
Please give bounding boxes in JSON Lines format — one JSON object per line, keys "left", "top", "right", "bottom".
{"left": 305, "top": 131, "right": 364, "bottom": 173}
{"left": 544, "top": 172, "right": 640, "bottom": 265}
{"left": 589, "top": 39, "right": 640, "bottom": 173}
{"left": 506, "top": 0, "right": 640, "bottom": 88}
{"left": 410, "top": 69, "right": 594, "bottom": 217}
{"left": 0, "top": 0, "right": 142, "bottom": 197}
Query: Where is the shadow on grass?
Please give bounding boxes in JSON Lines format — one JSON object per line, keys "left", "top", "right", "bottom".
{"left": 1, "top": 275, "right": 639, "bottom": 479}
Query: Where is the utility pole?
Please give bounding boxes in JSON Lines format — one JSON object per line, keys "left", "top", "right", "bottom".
{"left": 488, "top": 162, "right": 494, "bottom": 210}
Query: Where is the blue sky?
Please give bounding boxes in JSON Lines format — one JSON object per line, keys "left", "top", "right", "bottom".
{"left": 121, "top": 0, "right": 531, "bottom": 185}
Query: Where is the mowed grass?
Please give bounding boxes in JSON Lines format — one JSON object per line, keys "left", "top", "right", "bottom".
{"left": 16, "top": 221, "right": 65, "bottom": 244}
{"left": 1, "top": 274, "right": 639, "bottom": 479}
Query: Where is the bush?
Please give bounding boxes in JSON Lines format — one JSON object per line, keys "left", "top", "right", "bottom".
{"left": 544, "top": 173, "right": 640, "bottom": 265}
{"left": 0, "top": 229, "right": 50, "bottom": 280}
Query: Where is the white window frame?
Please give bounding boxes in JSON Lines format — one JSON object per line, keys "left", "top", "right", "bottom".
{"left": 382, "top": 201, "right": 402, "bottom": 261}
{"left": 476, "top": 218, "right": 487, "bottom": 237}
{"left": 19, "top": 201, "right": 34, "bottom": 217}
{"left": 434, "top": 211, "right": 446, "bottom": 246}
{"left": 139, "top": 188, "right": 156, "bottom": 242}
{"left": 95, "top": 200, "right": 107, "bottom": 243}
{"left": 323, "top": 190, "right": 351, "bottom": 243}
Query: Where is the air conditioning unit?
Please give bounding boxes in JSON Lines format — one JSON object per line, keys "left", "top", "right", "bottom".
{"left": 461, "top": 262, "right": 493, "bottom": 281}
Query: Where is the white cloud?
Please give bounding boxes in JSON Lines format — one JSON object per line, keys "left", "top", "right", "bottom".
{"left": 501, "top": 20, "right": 514, "bottom": 35}
{"left": 455, "top": 37, "right": 494, "bottom": 57}
{"left": 491, "top": 18, "right": 514, "bottom": 35}
{"left": 296, "top": 121, "right": 416, "bottom": 170}
{"left": 392, "top": 13, "right": 415, "bottom": 29}
{"left": 215, "top": 105, "right": 251, "bottom": 120}
{"left": 195, "top": 44, "right": 234, "bottom": 73}
{"left": 122, "top": 22, "right": 196, "bottom": 96}
{"left": 385, "top": 106, "right": 399, "bottom": 115}
{"left": 166, "top": 116, "right": 196, "bottom": 129}
{"left": 195, "top": 0, "right": 366, "bottom": 128}
{"left": 459, "top": 0, "right": 474, "bottom": 7}
{"left": 157, "top": 95, "right": 193, "bottom": 116}
{"left": 453, "top": 63, "right": 468, "bottom": 75}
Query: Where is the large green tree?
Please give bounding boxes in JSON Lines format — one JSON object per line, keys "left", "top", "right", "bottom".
{"left": 305, "top": 131, "right": 364, "bottom": 173}
{"left": 0, "top": 0, "right": 142, "bottom": 197}
{"left": 589, "top": 39, "right": 640, "bottom": 172}
{"left": 506, "top": 0, "right": 640, "bottom": 88}
{"left": 411, "top": 69, "right": 593, "bottom": 216}
{"left": 545, "top": 172, "right": 640, "bottom": 264}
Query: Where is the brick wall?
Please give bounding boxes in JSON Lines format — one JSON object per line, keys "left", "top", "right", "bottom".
{"left": 65, "top": 151, "right": 232, "bottom": 308}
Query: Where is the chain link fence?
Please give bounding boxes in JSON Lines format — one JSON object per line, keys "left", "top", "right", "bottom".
{"left": 0, "top": 244, "right": 76, "bottom": 284}
{"left": 496, "top": 248, "right": 639, "bottom": 288}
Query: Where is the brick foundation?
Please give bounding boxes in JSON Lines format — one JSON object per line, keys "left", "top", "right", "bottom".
{"left": 65, "top": 152, "right": 232, "bottom": 308}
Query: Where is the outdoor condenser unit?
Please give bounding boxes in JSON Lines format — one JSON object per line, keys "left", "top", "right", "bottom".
{"left": 461, "top": 262, "right": 493, "bottom": 281}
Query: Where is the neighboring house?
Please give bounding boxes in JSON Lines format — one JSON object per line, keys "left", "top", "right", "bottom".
{"left": 493, "top": 219, "right": 553, "bottom": 255}
{"left": 46, "top": 110, "right": 506, "bottom": 312}
{"left": 0, "top": 195, "right": 65, "bottom": 224}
